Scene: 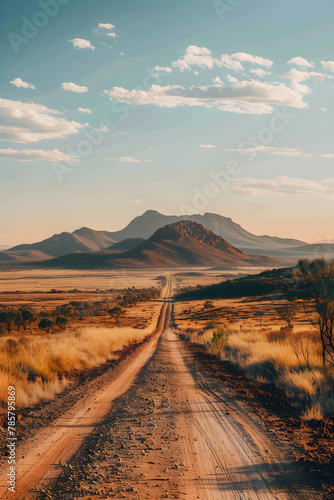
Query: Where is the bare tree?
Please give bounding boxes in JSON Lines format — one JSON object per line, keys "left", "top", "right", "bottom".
{"left": 297, "top": 258, "right": 334, "bottom": 367}
{"left": 276, "top": 303, "right": 297, "bottom": 328}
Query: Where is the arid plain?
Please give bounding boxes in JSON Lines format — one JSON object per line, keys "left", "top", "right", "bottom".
{"left": 0, "top": 266, "right": 333, "bottom": 499}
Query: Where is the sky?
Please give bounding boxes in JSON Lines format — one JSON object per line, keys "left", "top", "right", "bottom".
{"left": 0, "top": 0, "right": 333, "bottom": 246}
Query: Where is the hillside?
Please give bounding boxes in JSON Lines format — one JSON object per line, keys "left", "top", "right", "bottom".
{"left": 6, "top": 230, "right": 116, "bottom": 258}
{"left": 176, "top": 267, "right": 310, "bottom": 301}
{"left": 102, "top": 238, "right": 146, "bottom": 254}
{"left": 42, "top": 221, "right": 280, "bottom": 269}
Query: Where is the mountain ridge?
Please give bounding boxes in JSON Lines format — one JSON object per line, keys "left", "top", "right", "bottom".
{"left": 42, "top": 221, "right": 280, "bottom": 269}
{"left": 2, "top": 210, "right": 307, "bottom": 263}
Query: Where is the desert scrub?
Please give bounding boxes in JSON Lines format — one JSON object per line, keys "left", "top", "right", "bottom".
{"left": 207, "top": 329, "right": 230, "bottom": 356}
{"left": 179, "top": 324, "right": 228, "bottom": 352}
{"left": 181, "top": 325, "right": 334, "bottom": 419}
{"left": 0, "top": 324, "right": 155, "bottom": 409}
{"left": 220, "top": 328, "right": 334, "bottom": 419}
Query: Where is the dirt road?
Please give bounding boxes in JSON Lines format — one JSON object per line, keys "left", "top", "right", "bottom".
{"left": 0, "top": 274, "right": 323, "bottom": 499}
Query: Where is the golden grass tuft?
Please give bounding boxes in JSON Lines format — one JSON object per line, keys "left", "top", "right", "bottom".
{"left": 301, "top": 403, "right": 324, "bottom": 421}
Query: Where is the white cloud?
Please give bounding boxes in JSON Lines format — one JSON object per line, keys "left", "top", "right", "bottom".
{"left": 282, "top": 68, "right": 327, "bottom": 83}
{"left": 250, "top": 68, "right": 271, "bottom": 78}
{"left": 213, "top": 76, "right": 223, "bottom": 84}
{"left": 172, "top": 45, "right": 243, "bottom": 72}
{"left": 104, "top": 79, "right": 308, "bottom": 115}
{"left": 226, "top": 74, "right": 238, "bottom": 83}
{"left": 226, "top": 145, "right": 334, "bottom": 158}
{"left": 132, "top": 198, "right": 142, "bottom": 204}
{"left": 116, "top": 156, "right": 141, "bottom": 163}
{"left": 229, "top": 176, "right": 334, "bottom": 199}
{"left": 0, "top": 98, "right": 86, "bottom": 143}
{"left": 98, "top": 23, "right": 115, "bottom": 30}
{"left": 78, "top": 107, "right": 92, "bottom": 114}
{"left": 106, "top": 32, "right": 116, "bottom": 38}
{"left": 69, "top": 38, "right": 95, "bottom": 50}
{"left": 153, "top": 66, "right": 172, "bottom": 73}
{"left": 0, "top": 148, "right": 78, "bottom": 162}
{"left": 287, "top": 56, "right": 314, "bottom": 68}
{"left": 219, "top": 54, "right": 244, "bottom": 72}
{"left": 231, "top": 52, "right": 273, "bottom": 68}
{"left": 194, "top": 71, "right": 199, "bottom": 76}
{"left": 61, "top": 82, "right": 88, "bottom": 93}
{"left": 10, "top": 77, "right": 35, "bottom": 89}
{"left": 108, "top": 156, "right": 152, "bottom": 163}
{"left": 321, "top": 60, "right": 334, "bottom": 72}
{"left": 199, "top": 144, "right": 217, "bottom": 149}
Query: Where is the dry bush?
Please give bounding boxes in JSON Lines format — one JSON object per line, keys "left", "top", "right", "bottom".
{"left": 218, "top": 329, "right": 333, "bottom": 418}
{"left": 0, "top": 322, "right": 155, "bottom": 409}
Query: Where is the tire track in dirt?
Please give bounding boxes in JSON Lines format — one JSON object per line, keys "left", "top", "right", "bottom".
{"left": 167, "top": 328, "right": 322, "bottom": 499}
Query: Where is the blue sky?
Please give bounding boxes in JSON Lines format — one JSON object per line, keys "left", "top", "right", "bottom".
{"left": 0, "top": 0, "right": 333, "bottom": 245}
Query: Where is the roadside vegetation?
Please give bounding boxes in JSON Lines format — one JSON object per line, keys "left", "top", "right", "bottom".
{"left": 0, "top": 286, "right": 161, "bottom": 335}
{"left": 0, "top": 286, "right": 162, "bottom": 409}
{"left": 178, "top": 258, "right": 334, "bottom": 421}
{"left": 0, "top": 322, "right": 158, "bottom": 409}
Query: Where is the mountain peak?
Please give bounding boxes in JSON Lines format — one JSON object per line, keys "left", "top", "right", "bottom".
{"left": 142, "top": 209, "right": 164, "bottom": 216}
{"left": 150, "top": 220, "right": 244, "bottom": 254}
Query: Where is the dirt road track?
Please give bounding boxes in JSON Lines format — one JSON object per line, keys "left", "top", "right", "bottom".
{"left": 165, "top": 328, "right": 321, "bottom": 499}
{"left": 0, "top": 276, "right": 173, "bottom": 500}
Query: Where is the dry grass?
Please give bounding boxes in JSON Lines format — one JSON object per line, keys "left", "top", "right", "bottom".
{"left": 0, "top": 322, "right": 156, "bottom": 409}
{"left": 301, "top": 403, "right": 324, "bottom": 421}
{"left": 181, "top": 324, "right": 334, "bottom": 419}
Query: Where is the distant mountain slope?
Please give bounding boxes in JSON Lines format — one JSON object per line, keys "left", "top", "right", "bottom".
{"left": 286, "top": 243, "right": 334, "bottom": 255}
{"left": 0, "top": 250, "right": 52, "bottom": 264}
{"left": 42, "top": 221, "right": 280, "bottom": 269}
{"left": 105, "top": 210, "right": 306, "bottom": 251}
{"left": 72, "top": 227, "right": 117, "bottom": 248}
{"left": 103, "top": 238, "right": 146, "bottom": 253}
{"left": 7, "top": 229, "right": 116, "bottom": 258}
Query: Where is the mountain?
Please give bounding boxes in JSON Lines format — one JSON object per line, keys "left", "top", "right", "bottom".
{"left": 6, "top": 229, "right": 117, "bottom": 258}
{"left": 103, "top": 238, "right": 146, "bottom": 253}
{"left": 72, "top": 227, "right": 117, "bottom": 249}
{"left": 103, "top": 210, "right": 306, "bottom": 252}
{"left": 42, "top": 221, "right": 280, "bottom": 269}
{"left": 0, "top": 250, "right": 52, "bottom": 264}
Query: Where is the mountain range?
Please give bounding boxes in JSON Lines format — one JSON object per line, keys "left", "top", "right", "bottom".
{"left": 42, "top": 221, "right": 279, "bottom": 269}
{"left": 1, "top": 210, "right": 333, "bottom": 265}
